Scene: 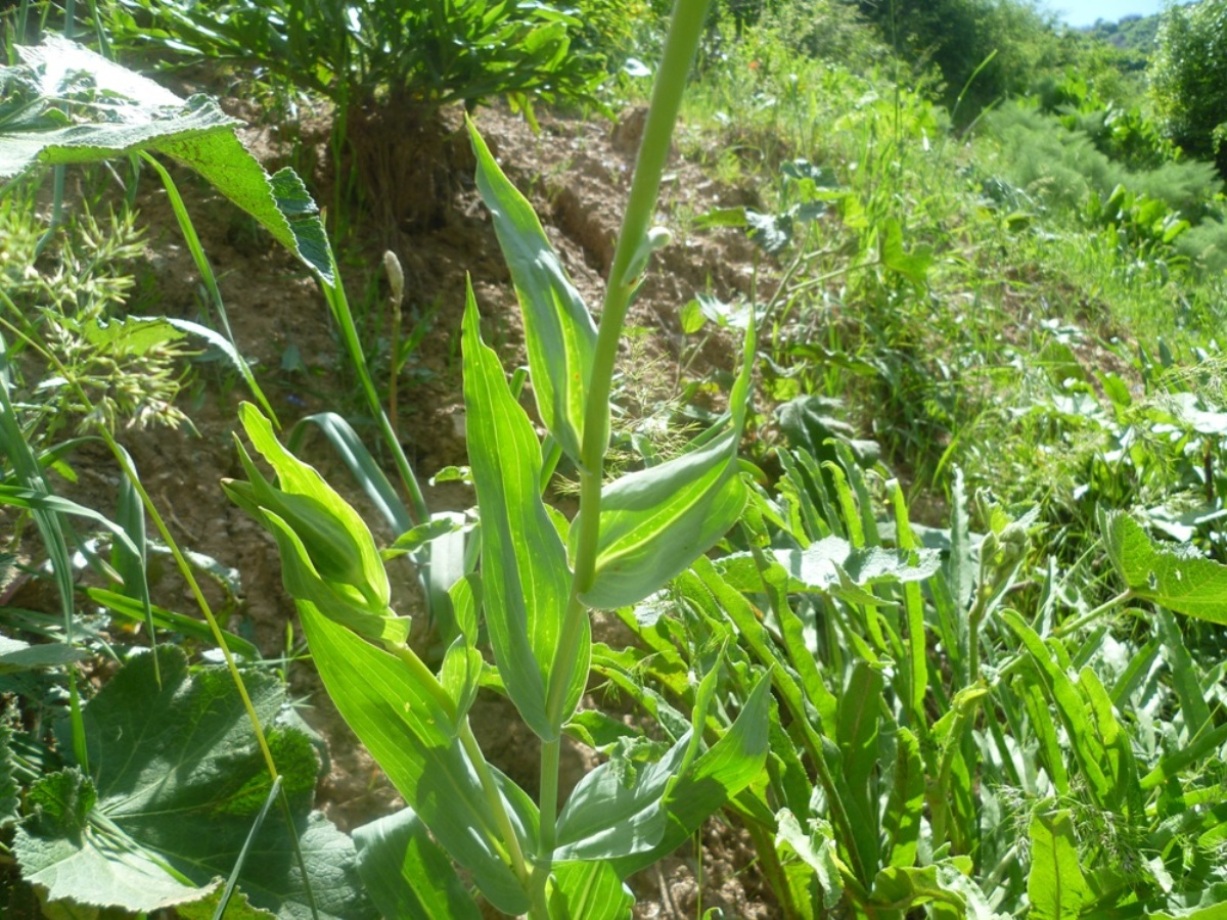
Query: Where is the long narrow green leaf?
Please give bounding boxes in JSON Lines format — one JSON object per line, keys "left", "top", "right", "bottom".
{"left": 884, "top": 727, "right": 924, "bottom": 869}
{"left": 297, "top": 599, "right": 531, "bottom": 916}
{"left": 1003, "top": 611, "right": 1111, "bottom": 807}
{"left": 468, "top": 119, "right": 597, "bottom": 465}
{"left": 137, "top": 159, "right": 277, "bottom": 425}
{"left": 577, "top": 429, "right": 746, "bottom": 609}
{"left": 287, "top": 413, "right": 413, "bottom": 534}
{"left": 891, "top": 481, "right": 929, "bottom": 731}
{"left": 84, "top": 587, "right": 261, "bottom": 661}
{"left": 1155, "top": 608, "right": 1212, "bottom": 737}
{"left": 462, "top": 283, "right": 577, "bottom": 740}
{"left": 1078, "top": 666, "right": 1142, "bottom": 817}
{"left": 837, "top": 661, "right": 883, "bottom": 861}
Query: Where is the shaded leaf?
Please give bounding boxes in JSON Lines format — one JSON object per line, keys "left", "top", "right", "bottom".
{"left": 15, "top": 648, "right": 371, "bottom": 919}
{"left": 0, "top": 635, "right": 87, "bottom": 672}
{"left": 353, "top": 809, "right": 481, "bottom": 920}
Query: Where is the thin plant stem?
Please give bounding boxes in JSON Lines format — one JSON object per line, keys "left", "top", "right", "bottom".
{"left": 459, "top": 722, "right": 533, "bottom": 889}
{"left": 319, "top": 255, "right": 429, "bottom": 524}
{"left": 532, "top": 0, "right": 715, "bottom": 905}
{"left": 1053, "top": 588, "right": 1134, "bottom": 637}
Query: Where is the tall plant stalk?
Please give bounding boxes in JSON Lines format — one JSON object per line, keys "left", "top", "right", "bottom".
{"left": 534, "top": 0, "right": 715, "bottom": 884}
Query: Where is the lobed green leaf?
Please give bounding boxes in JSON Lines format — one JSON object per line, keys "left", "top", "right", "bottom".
{"left": 1102, "top": 510, "right": 1227, "bottom": 623}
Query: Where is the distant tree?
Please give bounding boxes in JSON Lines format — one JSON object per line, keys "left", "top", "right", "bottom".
{"left": 854, "top": 0, "right": 1063, "bottom": 120}
{"left": 1150, "top": 0, "right": 1227, "bottom": 176}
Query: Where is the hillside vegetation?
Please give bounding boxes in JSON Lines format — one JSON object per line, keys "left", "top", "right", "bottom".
{"left": 2, "top": 0, "right": 1227, "bottom": 916}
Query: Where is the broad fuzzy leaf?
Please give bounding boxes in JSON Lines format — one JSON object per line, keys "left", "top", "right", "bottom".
{"left": 18, "top": 769, "right": 212, "bottom": 912}
{"left": 469, "top": 120, "right": 597, "bottom": 465}
{"left": 1027, "top": 811, "right": 1087, "bottom": 920}
{"left": 15, "top": 648, "right": 371, "bottom": 919}
{"left": 1102, "top": 510, "right": 1227, "bottom": 623}
{"left": 2, "top": 38, "right": 331, "bottom": 282}
{"left": 764, "top": 536, "right": 941, "bottom": 595}
{"left": 353, "top": 809, "right": 481, "bottom": 920}
{"left": 176, "top": 888, "right": 276, "bottom": 919}
{"left": 462, "top": 285, "right": 580, "bottom": 740}
{"left": 869, "top": 864, "right": 968, "bottom": 912}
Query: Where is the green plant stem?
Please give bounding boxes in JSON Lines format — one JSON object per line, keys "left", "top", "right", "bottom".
{"left": 531, "top": 0, "right": 714, "bottom": 906}
{"left": 459, "top": 722, "right": 533, "bottom": 889}
{"left": 1053, "top": 589, "right": 1133, "bottom": 637}
{"left": 546, "top": 0, "right": 715, "bottom": 720}
{"left": 319, "top": 262, "right": 429, "bottom": 524}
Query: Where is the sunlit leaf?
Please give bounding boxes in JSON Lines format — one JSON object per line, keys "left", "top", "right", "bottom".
{"left": 469, "top": 120, "right": 596, "bottom": 465}
{"left": 1102, "top": 510, "right": 1227, "bottom": 623}
{"left": 462, "top": 284, "right": 579, "bottom": 740}
{"left": 1027, "top": 811, "right": 1087, "bottom": 920}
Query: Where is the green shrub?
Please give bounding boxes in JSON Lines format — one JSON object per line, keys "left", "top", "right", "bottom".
{"left": 109, "top": 0, "right": 604, "bottom": 114}
{"left": 1150, "top": 0, "right": 1227, "bottom": 176}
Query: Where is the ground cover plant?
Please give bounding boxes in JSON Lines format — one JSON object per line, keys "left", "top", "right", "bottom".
{"left": 3, "top": 0, "right": 1227, "bottom": 917}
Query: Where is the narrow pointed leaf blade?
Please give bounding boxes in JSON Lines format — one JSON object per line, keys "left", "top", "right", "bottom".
{"left": 468, "top": 119, "right": 596, "bottom": 464}
{"left": 463, "top": 285, "right": 578, "bottom": 739}
{"left": 578, "top": 430, "right": 747, "bottom": 609}
{"left": 237, "top": 403, "right": 390, "bottom": 607}
{"left": 884, "top": 727, "right": 924, "bottom": 868}
{"left": 297, "top": 600, "right": 532, "bottom": 916}
{"left": 1003, "top": 611, "right": 1110, "bottom": 806}
{"left": 288, "top": 412, "right": 413, "bottom": 534}
{"left": 837, "top": 660, "right": 883, "bottom": 809}
{"left": 353, "top": 809, "right": 481, "bottom": 920}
